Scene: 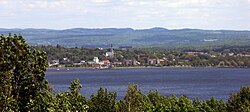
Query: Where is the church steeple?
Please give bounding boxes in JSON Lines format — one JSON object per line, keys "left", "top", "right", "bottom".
{"left": 110, "top": 44, "right": 113, "bottom": 53}
{"left": 105, "top": 44, "right": 115, "bottom": 58}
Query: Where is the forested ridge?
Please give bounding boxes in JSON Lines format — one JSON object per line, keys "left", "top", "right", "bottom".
{"left": 1, "top": 28, "right": 250, "bottom": 48}
{"left": 1, "top": 34, "right": 250, "bottom": 112}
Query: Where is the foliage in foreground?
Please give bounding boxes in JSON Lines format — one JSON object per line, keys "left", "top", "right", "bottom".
{"left": 1, "top": 34, "right": 250, "bottom": 112}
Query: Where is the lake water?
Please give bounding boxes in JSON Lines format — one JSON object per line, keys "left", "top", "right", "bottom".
{"left": 45, "top": 68, "right": 250, "bottom": 100}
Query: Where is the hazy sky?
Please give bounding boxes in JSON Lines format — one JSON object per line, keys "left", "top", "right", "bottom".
{"left": 0, "top": 0, "right": 250, "bottom": 30}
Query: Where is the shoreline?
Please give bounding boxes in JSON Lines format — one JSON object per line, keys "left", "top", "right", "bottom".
{"left": 47, "top": 66, "right": 249, "bottom": 69}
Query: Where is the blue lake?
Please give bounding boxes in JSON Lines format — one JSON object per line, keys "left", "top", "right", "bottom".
{"left": 45, "top": 68, "right": 250, "bottom": 100}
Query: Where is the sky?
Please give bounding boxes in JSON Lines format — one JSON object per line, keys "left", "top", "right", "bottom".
{"left": 0, "top": 0, "right": 250, "bottom": 30}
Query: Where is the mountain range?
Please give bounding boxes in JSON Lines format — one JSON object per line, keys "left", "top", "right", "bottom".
{"left": 1, "top": 27, "right": 250, "bottom": 48}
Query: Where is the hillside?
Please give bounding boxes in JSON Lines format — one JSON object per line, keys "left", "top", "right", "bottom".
{"left": 1, "top": 28, "right": 250, "bottom": 48}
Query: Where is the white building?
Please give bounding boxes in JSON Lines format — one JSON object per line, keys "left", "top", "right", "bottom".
{"left": 105, "top": 52, "right": 114, "bottom": 57}
{"left": 49, "top": 60, "right": 59, "bottom": 67}
{"left": 93, "top": 57, "right": 99, "bottom": 63}
{"left": 105, "top": 44, "right": 114, "bottom": 57}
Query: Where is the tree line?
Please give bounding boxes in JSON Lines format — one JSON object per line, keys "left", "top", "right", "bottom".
{"left": 1, "top": 34, "right": 250, "bottom": 112}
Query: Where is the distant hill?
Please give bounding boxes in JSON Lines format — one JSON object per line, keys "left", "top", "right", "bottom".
{"left": 1, "top": 28, "right": 250, "bottom": 48}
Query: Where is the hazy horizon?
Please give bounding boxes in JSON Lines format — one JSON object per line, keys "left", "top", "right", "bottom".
{"left": 0, "top": 0, "right": 250, "bottom": 30}
{"left": 1, "top": 27, "right": 250, "bottom": 31}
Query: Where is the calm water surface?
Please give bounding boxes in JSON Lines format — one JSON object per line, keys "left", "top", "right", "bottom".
{"left": 45, "top": 68, "right": 250, "bottom": 100}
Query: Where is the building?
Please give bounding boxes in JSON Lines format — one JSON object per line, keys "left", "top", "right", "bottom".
{"left": 113, "top": 61, "right": 123, "bottom": 66}
{"left": 91, "top": 59, "right": 112, "bottom": 68}
{"left": 148, "top": 58, "right": 160, "bottom": 65}
{"left": 105, "top": 44, "right": 114, "bottom": 57}
{"left": 80, "top": 60, "right": 86, "bottom": 63}
{"left": 102, "top": 60, "right": 110, "bottom": 64}
{"left": 185, "top": 52, "right": 204, "bottom": 56}
{"left": 105, "top": 52, "right": 114, "bottom": 57}
{"left": 49, "top": 60, "right": 59, "bottom": 67}
{"left": 73, "top": 60, "right": 86, "bottom": 67}
{"left": 93, "top": 57, "right": 99, "bottom": 63}
{"left": 63, "top": 57, "right": 70, "bottom": 62}
{"left": 123, "top": 59, "right": 138, "bottom": 66}
{"left": 158, "top": 59, "right": 166, "bottom": 64}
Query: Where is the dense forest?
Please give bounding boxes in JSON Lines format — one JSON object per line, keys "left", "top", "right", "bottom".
{"left": 1, "top": 34, "right": 250, "bottom": 112}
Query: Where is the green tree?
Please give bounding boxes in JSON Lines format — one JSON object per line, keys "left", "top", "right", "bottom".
{"left": 177, "top": 96, "right": 195, "bottom": 111}
{"left": 0, "top": 71, "right": 18, "bottom": 111}
{"left": 193, "top": 98, "right": 205, "bottom": 111}
{"left": 116, "top": 100, "right": 126, "bottom": 112}
{"left": 88, "top": 88, "right": 117, "bottom": 112}
{"left": 227, "top": 86, "right": 250, "bottom": 112}
{"left": 56, "top": 80, "right": 88, "bottom": 112}
{"left": 0, "top": 33, "right": 48, "bottom": 111}
{"left": 26, "top": 83, "right": 57, "bottom": 112}
{"left": 124, "top": 84, "right": 153, "bottom": 112}
{"left": 206, "top": 97, "right": 227, "bottom": 112}
{"left": 147, "top": 90, "right": 165, "bottom": 111}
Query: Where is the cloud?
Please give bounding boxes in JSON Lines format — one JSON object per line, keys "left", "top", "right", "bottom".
{"left": 22, "top": 0, "right": 71, "bottom": 9}
{"left": 91, "top": 0, "right": 112, "bottom": 3}
{"left": 0, "top": 0, "right": 8, "bottom": 5}
{"left": 0, "top": 0, "right": 249, "bottom": 30}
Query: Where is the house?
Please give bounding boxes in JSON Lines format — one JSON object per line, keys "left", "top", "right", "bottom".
{"left": 123, "top": 59, "right": 138, "bottom": 66}
{"left": 91, "top": 59, "right": 112, "bottom": 68}
{"left": 210, "top": 55, "right": 216, "bottom": 58}
{"left": 73, "top": 63, "right": 82, "bottom": 66}
{"left": 237, "top": 54, "right": 250, "bottom": 57}
{"left": 148, "top": 58, "right": 160, "bottom": 65}
{"left": 228, "top": 53, "right": 234, "bottom": 56}
{"left": 145, "top": 56, "right": 161, "bottom": 65}
{"left": 138, "top": 54, "right": 148, "bottom": 59}
{"left": 87, "top": 61, "right": 95, "bottom": 65}
{"left": 73, "top": 60, "right": 86, "bottom": 66}
{"left": 63, "top": 57, "right": 70, "bottom": 62}
{"left": 149, "top": 58, "right": 165, "bottom": 65}
{"left": 102, "top": 60, "right": 111, "bottom": 65}
{"left": 60, "top": 57, "right": 70, "bottom": 64}
{"left": 185, "top": 52, "right": 204, "bottom": 56}
{"left": 113, "top": 61, "right": 123, "bottom": 65}
{"left": 80, "top": 60, "right": 86, "bottom": 63}
{"left": 158, "top": 59, "right": 166, "bottom": 64}
{"left": 49, "top": 60, "right": 59, "bottom": 67}
{"left": 93, "top": 57, "right": 99, "bottom": 63}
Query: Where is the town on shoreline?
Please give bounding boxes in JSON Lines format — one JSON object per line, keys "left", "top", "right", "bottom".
{"left": 34, "top": 44, "right": 250, "bottom": 69}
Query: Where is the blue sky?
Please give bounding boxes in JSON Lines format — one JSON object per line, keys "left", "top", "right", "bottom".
{"left": 0, "top": 0, "right": 250, "bottom": 30}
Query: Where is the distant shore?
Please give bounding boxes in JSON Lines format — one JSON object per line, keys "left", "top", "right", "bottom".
{"left": 47, "top": 66, "right": 248, "bottom": 69}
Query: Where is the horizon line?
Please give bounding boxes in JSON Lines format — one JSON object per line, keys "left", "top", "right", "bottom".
{"left": 0, "top": 27, "right": 249, "bottom": 31}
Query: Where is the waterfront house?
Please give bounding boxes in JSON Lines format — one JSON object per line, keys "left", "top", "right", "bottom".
{"left": 93, "top": 57, "right": 99, "bottom": 63}
{"left": 49, "top": 60, "right": 59, "bottom": 67}
{"left": 123, "top": 59, "right": 138, "bottom": 66}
